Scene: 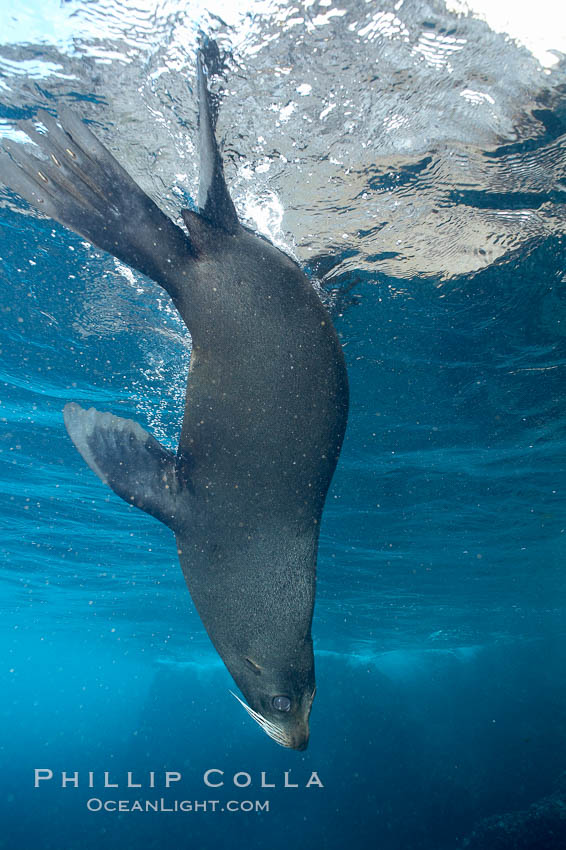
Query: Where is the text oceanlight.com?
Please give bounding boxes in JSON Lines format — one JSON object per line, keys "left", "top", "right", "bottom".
{"left": 87, "top": 798, "right": 270, "bottom": 813}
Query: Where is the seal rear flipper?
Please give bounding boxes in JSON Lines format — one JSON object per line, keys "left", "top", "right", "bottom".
{"left": 63, "top": 403, "right": 179, "bottom": 529}
{"left": 197, "top": 51, "right": 239, "bottom": 233}
{"left": 0, "top": 108, "right": 194, "bottom": 300}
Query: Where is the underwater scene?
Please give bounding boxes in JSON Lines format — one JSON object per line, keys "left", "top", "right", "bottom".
{"left": 1, "top": 0, "right": 565, "bottom": 848}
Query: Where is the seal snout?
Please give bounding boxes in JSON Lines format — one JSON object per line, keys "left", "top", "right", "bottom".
{"left": 290, "top": 733, "right": 309, "bottom": 752}
{"left": 284, "top": 717, "right": 311, "bottom": 752}
{"left": 271, "top": 717, "right": 310, "bottom": 751}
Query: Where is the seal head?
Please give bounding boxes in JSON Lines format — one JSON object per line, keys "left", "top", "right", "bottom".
{"left": 230, "top": 646, "right": 316, "bottom": 750}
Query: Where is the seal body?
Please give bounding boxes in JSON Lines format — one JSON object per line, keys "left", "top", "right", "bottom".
{"left": 0, "top": 55, "right": 349, "bottom": 749}
{"left": 174, "top": 220, "right": 348, "bottom": 748}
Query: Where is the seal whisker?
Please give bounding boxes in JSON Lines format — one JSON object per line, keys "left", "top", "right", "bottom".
{"left": 229, "top": 690, "right": 292, "bottom": 747}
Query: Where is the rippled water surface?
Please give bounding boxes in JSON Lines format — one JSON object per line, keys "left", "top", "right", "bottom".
{"left": 1, "top": 1, "right": 565, "bottom": 849}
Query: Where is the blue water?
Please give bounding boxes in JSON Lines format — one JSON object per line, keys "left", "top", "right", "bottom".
{"left": 1, "top": 1, "right": 566, "bottom": 848}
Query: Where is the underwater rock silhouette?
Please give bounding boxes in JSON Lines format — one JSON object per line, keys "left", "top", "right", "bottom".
{"left": 462, "top": 772, "right": 566, "bottom": 850}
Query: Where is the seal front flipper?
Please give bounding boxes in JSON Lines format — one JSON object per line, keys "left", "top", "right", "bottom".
{"left": 0, "top": 108, "right": 194, "bottom": 299}
{"left": 63, "top": 403, "right": 180, "bottom": 529}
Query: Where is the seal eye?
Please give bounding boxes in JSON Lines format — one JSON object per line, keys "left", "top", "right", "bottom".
{"left": 272, "top": 695, "right": 291, "bottom": 712}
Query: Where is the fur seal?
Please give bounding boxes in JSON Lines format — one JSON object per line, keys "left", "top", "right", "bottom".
{"left": 0, "top": 54, "right": 349, "bottom": 750}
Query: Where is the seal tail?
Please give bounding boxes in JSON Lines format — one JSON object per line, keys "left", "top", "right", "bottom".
{"left": 0, "top": 107, "right": 194, "bottom": 299}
